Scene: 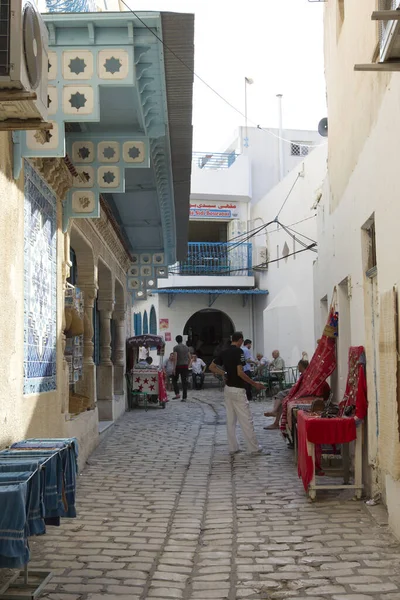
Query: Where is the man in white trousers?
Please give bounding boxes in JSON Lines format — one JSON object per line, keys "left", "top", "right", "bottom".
{"left": 210, "top": 331, "right": 266, "bottom": 455}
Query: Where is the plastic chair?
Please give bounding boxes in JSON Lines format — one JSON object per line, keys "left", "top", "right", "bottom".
{"left": 253, "top": 365, "right": 271, "bottom": 399}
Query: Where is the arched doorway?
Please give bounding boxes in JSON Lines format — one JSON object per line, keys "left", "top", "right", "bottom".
{"left": 184, "top": 309, "right": 235, "bottom": 365}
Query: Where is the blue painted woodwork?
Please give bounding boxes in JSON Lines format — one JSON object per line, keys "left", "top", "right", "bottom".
{"left": 149, "top": 306, "right": 157, "bottom": 335}
{"left": 134, "top": 312, "right": 142, "bottom": 336}
{"left": 152, "top": 288, "right": 268, "bottom": 295}
{"left": 15, "top": 12, "right": 178, "bottom": 272}
{"left": 143, "top": 311, "right": 148, "bottom": 335}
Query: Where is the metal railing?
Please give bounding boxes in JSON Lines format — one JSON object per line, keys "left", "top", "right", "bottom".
{"left": 170, "top": 242, "right": 253, "bottom": 276}
{"left": 378, "top": 0, "right": 399, "bottom": 52}
{"left": 192, "top": 152, "right": 238, "bottom": 170}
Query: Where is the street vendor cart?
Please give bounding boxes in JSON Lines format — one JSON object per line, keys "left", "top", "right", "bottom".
{"left": 126, "top": 334, "right": 167, "bottom": 411}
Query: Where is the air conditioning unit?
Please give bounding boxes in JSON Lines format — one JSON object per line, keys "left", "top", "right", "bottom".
{"left": 253, "top": 246, "right": 268, "bottom": 270}
{"left": 0, "top": 0, "right": 48, "bottom": 122}
{"left": 379, "top": 0, "right": 400, "bottom": 61}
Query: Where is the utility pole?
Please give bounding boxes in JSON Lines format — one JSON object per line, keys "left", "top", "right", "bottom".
{"left": 244, "top": 77, "right": 253, "bottom": 148}
{"left": 277, "top": 93, "right": 284, "bottom": 181}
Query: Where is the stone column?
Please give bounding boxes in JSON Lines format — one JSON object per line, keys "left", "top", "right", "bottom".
{"left": 113, "top": 309, "right": 126, "bottom": 396}
{"left": 75, "top": 284, "right": 97, "bottom": 409}
{"left": 96, "top": 299, "right": 114, "bottom": 420}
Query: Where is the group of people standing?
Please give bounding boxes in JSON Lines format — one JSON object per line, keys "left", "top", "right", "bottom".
{"left": 210, "top": 333, "right": 316, "bottom": 455}
{"left": 162, "top": 331, "right": 299, "bottom": 456}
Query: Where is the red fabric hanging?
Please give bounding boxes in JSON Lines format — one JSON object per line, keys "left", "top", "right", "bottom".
{"left": 340, "top": 346, "right": 368, "bottom": 420}
{"left": 280, "top": 308, "right": 337, "bottom": 433}
{"left": 297, "top": 411, "right": 357, "bottom": 491}
{"left": 158, "top": 371, "right": 168, "bottom": 403}
{"left": 301, "top": 413, "right": 357, "bottom": 445}
{"left": 297, "top": 412, "right": 314, "bottom": 491}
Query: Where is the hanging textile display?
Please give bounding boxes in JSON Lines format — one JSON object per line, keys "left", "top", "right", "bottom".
{"left": 339, "top": 346, "right": 367, "bottom": 419}
{"left": 280, "top": 308, "right": 338, "bottom": 433}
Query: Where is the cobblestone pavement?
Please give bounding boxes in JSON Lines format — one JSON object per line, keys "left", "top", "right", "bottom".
{"left": 33, "top": 390, "right": 400, "bottom": 600}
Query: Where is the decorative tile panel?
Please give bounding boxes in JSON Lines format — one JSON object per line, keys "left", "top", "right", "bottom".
{"left": 26, "top": 122, "right": 60, "bottom": 152}
{"left": 62, "top": 50, "right": 94, "bottom": 80}
{"left": 62, "top": 85, "right": 94, "bottom": 115}
{"left": 62, "top": 135, "right": 150, "bottom": 231}
{"left": 98, "top": 141, "right": 120, "bottom": 163}
{"left": 97, "top": 166, "right": 120, "bottom": 189}
{"left": 47, "top": 86, "right": 58, "bottom": 116}
{"left": 72, "top": 141, "right": 94, "bottom": 163}
{"left": 140, "top": 265, "right": 152, "bottom": 277}
{"left": 155, "top": 266, "right": 169, "bottom": 278}
{"left": 74, "top": 166, "right": 94, "bottom": 188}
{"left": 98, "top": 49, "right": 129, "bottom": 80}
{"left": 20, "top": 45, "right": 135, "bottom": 158}
{"left": 127, "top": 253, "right": 168, "bottom": 301}
{"left": 24, "top": 162, "right": 57, "bottom": 394}
{"left": 48, "top": 52, "right": 58, "bottom": 81}
{"left": 123, "top": 141, "right": 145, "bottom": 164}
{"left": 128, "top": 266, "right": 140, "bottom": 277}
{"left": 71, "top": 190, "right": 97, "bottom": 213}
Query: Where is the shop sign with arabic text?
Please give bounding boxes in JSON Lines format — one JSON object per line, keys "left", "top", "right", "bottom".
{"left": 189, "top": 203, "right": 239, "bottom": 219}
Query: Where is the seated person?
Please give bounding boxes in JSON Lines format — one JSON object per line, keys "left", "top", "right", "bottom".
{"left": 256, "top": 353, "right": 269, "bottom": 366}
{"left": 135, "top": 356, "right": 156, "bottom": 369}
{"left": 264, "top": 359, "right": 309, "bottom": 430}
{"left": 255, "top": 353, "right": 269, "bottom": 375}
{"left": 269, "top": 349, "right": 285, "bottom": 371}
{"left": 190, "top": 353, "right": 206, "bottom": 390}
{"left": 267, "top": 349, "right": 286, "bottom": 390}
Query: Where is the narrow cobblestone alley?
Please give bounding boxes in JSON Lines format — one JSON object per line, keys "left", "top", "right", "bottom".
{"left": 33, "top": 391, "right": 400, "bottom": 600}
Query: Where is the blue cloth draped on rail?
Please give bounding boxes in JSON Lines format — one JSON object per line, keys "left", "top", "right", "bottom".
{"left": 0, "top": 483, "right": 30, "bottom": 568}
{"left": 0, "top": 438, "right": 78, "bottom": 568}
{"left": 1, "top": 450, "right": 63, "bottom": 517}
{"left": 23, "top": 439, "right": 78, "bottom": 518}
{"left": 0, "top": 459, "right": 47, "bottom": 537}
{"left": 0, "top": 471, "right": 45, "bottom": 537}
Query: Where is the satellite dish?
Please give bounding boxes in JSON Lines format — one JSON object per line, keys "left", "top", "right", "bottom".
{"left": 318, "top": 117, "right": 328, "bottom": 137}
{"left": 23, "top": 2, "right": 42, "bottom": 90}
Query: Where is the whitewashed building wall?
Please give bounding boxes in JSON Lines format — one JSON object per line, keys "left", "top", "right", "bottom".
{"left": 251, "top": 145, "right": 327, "bottom": 367}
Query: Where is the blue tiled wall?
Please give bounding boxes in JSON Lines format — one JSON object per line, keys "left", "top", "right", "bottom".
{"left": 23, "top": 162, "right": 57, "bottom": 394}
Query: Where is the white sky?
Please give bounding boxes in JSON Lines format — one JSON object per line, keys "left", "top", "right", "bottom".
{"left": 128, "top": 0, "right": 327, "bottom": 151}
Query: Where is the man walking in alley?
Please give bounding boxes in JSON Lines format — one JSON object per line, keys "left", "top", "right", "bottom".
{"left": 210, "top": 332, "right": 266, "bottom": 454}
{"left": 172, "top": 335, "right": 191, "bottom": 402}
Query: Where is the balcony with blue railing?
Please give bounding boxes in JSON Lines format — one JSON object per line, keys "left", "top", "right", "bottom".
{"left": 191, "top": 152, "right": 252, "bottom": 202}
{"left": 174, "top": 242, "right": 252, "bottom": 276}
{"left": 192, "top": 152, "right": 238, "bottom": 170}
{"left": 161, "top": 242, "right": 255, "bottom": 289}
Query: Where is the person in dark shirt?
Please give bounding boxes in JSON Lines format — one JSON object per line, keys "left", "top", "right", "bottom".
{"left": 210, "top": 331, "right": 266, "bottom": 455}
{"left": 172, "top": 335, "right": 191, "bottom": 402}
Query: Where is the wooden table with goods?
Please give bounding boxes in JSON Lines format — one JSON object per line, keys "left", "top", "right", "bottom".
{"left": 297, "top": 410, "right": 363, "bottom": 501}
